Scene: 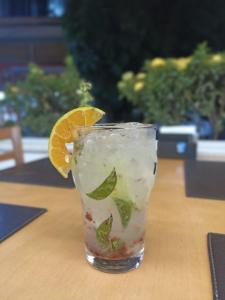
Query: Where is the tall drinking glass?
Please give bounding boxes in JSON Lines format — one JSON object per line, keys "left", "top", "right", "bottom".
{"left": 71, "top": 123, "right": 157, "bottom": 273}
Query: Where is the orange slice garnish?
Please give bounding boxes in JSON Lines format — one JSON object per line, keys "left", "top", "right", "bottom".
{"left": 48, "top": 107, "right": 105, "bottom": 178}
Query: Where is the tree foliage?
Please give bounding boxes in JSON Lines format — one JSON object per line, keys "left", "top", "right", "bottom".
{"left": 63, "top": 0, "right": 225, "bottom": 121}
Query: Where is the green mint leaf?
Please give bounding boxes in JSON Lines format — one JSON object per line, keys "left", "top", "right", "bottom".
{"left": 111, "top": 238, "right": 122, "bottom": 251}
{"left": 73, "top": 140, "right": 84, "bottom": 164}
{"left": 113, "top": 198, "right": 133, "bottom": 228}
{"left": 96, "top": 215, "right": 113, "bottom": 248}
{"left": 86, "top": 168, "right": 117, "bottom": 200}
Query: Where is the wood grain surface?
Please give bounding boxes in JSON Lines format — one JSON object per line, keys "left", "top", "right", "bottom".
{"left": 0, "top": 159, "right": 225, "bottom": 300}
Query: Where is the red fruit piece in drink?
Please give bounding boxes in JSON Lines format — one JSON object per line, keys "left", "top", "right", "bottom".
{"left": 85, "top": 211, "right": 93, "bottom": 222}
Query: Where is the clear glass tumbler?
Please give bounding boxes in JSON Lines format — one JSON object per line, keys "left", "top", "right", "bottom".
{"left": 72, "top": 123, "right": 157, "bottom": 273}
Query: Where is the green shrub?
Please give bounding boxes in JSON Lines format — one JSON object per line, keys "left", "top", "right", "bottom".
{"left": 118, "top": 44, "right": 225, "bottom": 138}
{"left": 3, "top": 56, "right": 92, "bottom": 136}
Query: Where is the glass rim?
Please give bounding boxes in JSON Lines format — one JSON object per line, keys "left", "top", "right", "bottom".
{"left": 89, "top": 122, "right": 156, "bottom": 130}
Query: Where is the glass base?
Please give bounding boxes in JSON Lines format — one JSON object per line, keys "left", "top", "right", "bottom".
{"left": 85, "top": 247, "right": 144, "bottom": 273}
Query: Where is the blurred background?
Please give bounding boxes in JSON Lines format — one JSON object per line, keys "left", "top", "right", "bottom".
{"left": 0, "top": 0, "right": 225, "bottom": 167}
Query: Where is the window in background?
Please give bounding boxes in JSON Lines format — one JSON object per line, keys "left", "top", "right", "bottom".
{"left": 0, "top": 0, "right": 67, "bottom": 17}
{"left": 48, "top": 0, "right": 66, "bottom": 17}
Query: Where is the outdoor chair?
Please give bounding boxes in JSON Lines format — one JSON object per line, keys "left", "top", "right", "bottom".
{"left": 0, "top": 126, "right": 24, "bottom": 166}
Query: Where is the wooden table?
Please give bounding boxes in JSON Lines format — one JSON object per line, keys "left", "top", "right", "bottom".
{"left": 0, "top": 159, "right": 225, "bottom": 300}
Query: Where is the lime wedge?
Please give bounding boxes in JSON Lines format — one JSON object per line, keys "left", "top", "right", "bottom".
{"left": 96, "top": 215, "right": 113, "bottom": 248}
{"left": 113, "top": 197, "right": 133, "bottom": 228}
{"left": 86, "top": 168, "right": 117, "bottom": 200}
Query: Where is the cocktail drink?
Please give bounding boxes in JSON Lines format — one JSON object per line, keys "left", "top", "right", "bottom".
{"left": 71, "top": 123, "right": 157, "bottom": 272}
{"left": 48, "top": 106, "right": 157, "bottom": 273}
